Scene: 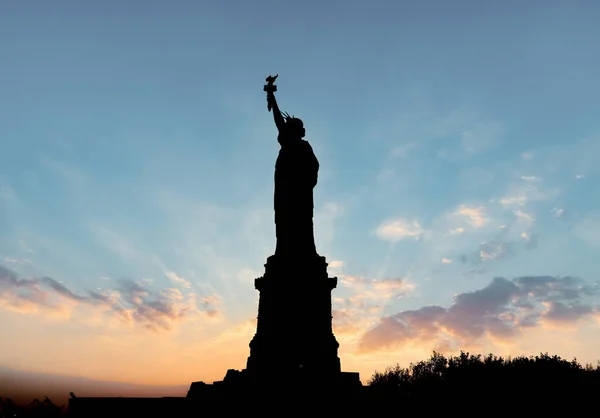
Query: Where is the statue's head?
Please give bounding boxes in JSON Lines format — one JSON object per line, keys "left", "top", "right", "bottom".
{"left": 282, "top": 112, "right": 305, "bottom": 140}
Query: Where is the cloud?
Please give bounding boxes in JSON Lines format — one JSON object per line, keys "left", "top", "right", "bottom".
{"left": 0, "top": 267, "right": 74, "bottom": 315}
{"left": 2, "top": 256, "right": 32, "bottom": 266}
{"left": 198, "top": 294, "right": 222, "bottom": 318}
{"left": 0, "top": 265, "right": 38, "bottom": 288}
{"left": 542, "top": 301, "right": 593, "bottom": 323}
{"left": 499, "top": 196, "right": 527, "bottom": 206}
{"left": 332, "top": 308, "right": 364, "bottom": 335}
{"left": 514, "top": 210, "right": 535, "bottom": 223}
{"left": 358, "top": 306, "right": 447, "bottom": 350}
{"left": 441, "top": 258, "right": 452, "bottom": 264}
{"left": 333, "top": 275, "right": 415, "bottom": 337}
{"left": 165, "top": 272, "right": 192, "bottom": 288}
{"left": 0, "top": 264, "right": 221, "bottom": 331}
{"left": 498, "top": 182, "right": 559, "bottom": 209}
{"left": 358, "top": 275, "right": 600, "bottom": 352}
{"left": 375, "top": 219, "right": 424, "bottom": 242}
{"left": 40, "top": 277, "right": 89, "bottom": 302}
{"left": 458, "top": 226, "right": 537, "bottom": 266}
{"left": 520, "top": 232, "right": 538, "bottom": 249}
{"left": 96, "top": 278, "right": 222, "bottom": 330}
{"left": 454, "top": 205, "right": 488, "bottom": 228}
{"left": 340, "top": 275, "right": 414, "bottom": 297}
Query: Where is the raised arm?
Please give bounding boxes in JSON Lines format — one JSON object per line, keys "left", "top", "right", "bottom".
{"left": 267, "top": 91, "right": 285, "bottom": 132}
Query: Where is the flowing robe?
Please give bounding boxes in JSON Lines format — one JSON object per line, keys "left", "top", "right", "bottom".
{"left": 274, "top": 136, "right": 319, "bottom": 257}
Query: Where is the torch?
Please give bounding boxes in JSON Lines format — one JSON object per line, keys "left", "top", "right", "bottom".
{"left": 263, "top": 74, "right": 278, "bottom": 112}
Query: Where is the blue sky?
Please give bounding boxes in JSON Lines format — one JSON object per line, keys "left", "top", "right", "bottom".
{"left": 1, "top": 0, "right": 600, "bottom": 389}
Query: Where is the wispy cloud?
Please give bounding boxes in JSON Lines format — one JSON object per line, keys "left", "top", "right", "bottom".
{"left": 333, "top": 275, "right": 416, "bottom": 338}
{"left": 521, "top": 176, "right": 540, "bottom": 182}
{"left": 498, "top": 182, "right": 559, "bottom": 209}
{"left": 375, "top": 219, "right": 424, "bottom": 242}
{"left": 458, "top": 226, "right": 537, "bottom": 266}
{"left": 165, "top": 272, "right": 192, "bottom": 289}
{"left": 514, "top": 210, "right": 535, "bottom": 223}
{"left": 454, "top": 205, "right": 488, "bottom": 228}
{"left": 2, "top": 256, "right": 32, "bottom": 266}
{"left": 358, "top": 275, "right": 600, "bottom": 353}
{"left": 0, "top": 264, "right": 221, "bottom": 331}
{"left": 328, "top": 260, "right": 344, "bottom": 268}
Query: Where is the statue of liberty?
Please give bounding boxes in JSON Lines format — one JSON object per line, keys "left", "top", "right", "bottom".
{"left": 264, "top": 75, "right": 319, "bottom": 259}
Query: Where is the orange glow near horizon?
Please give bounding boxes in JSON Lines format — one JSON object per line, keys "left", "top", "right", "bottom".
{"left": 3, "top": 302, "right": 600, "bottom": 395}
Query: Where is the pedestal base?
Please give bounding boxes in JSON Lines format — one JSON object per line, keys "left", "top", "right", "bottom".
{"left": 187, "top": 253, "right": 361, "bottom": 401}
{"left": 186, "top": 368, "right": 362, "bottom": 402}
{"left": 245, "top": 254, "right": 342, "bottom": 385}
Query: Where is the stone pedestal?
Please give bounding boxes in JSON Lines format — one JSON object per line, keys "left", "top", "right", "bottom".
{"left": 245, "top": 254, "right": 342, "bottom": 387}
{"left": 185, "top": 252, "right": 362, "bottom": 400}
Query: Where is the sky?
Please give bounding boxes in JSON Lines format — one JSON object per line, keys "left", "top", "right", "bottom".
{"left": 1, "top": 0, "right": 600, "bottom": 399}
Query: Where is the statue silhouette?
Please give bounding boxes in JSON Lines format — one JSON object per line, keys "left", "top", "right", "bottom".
{"left": 67, "top": 77, "right": 361, "bottom": 416}
{"left": 265, "top": 76, "right": 319, "bottom": 259}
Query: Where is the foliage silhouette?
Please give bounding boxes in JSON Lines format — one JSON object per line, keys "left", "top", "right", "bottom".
{"left": 365, "top": 350, "right": 600, "bottom": 408}
{"left": 0, "top": 396, "right": 66, "bottom": 418}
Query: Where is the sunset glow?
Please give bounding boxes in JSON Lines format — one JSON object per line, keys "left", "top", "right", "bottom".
{"left": 1, "top": 0, "right": 600, "bottom": 404}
